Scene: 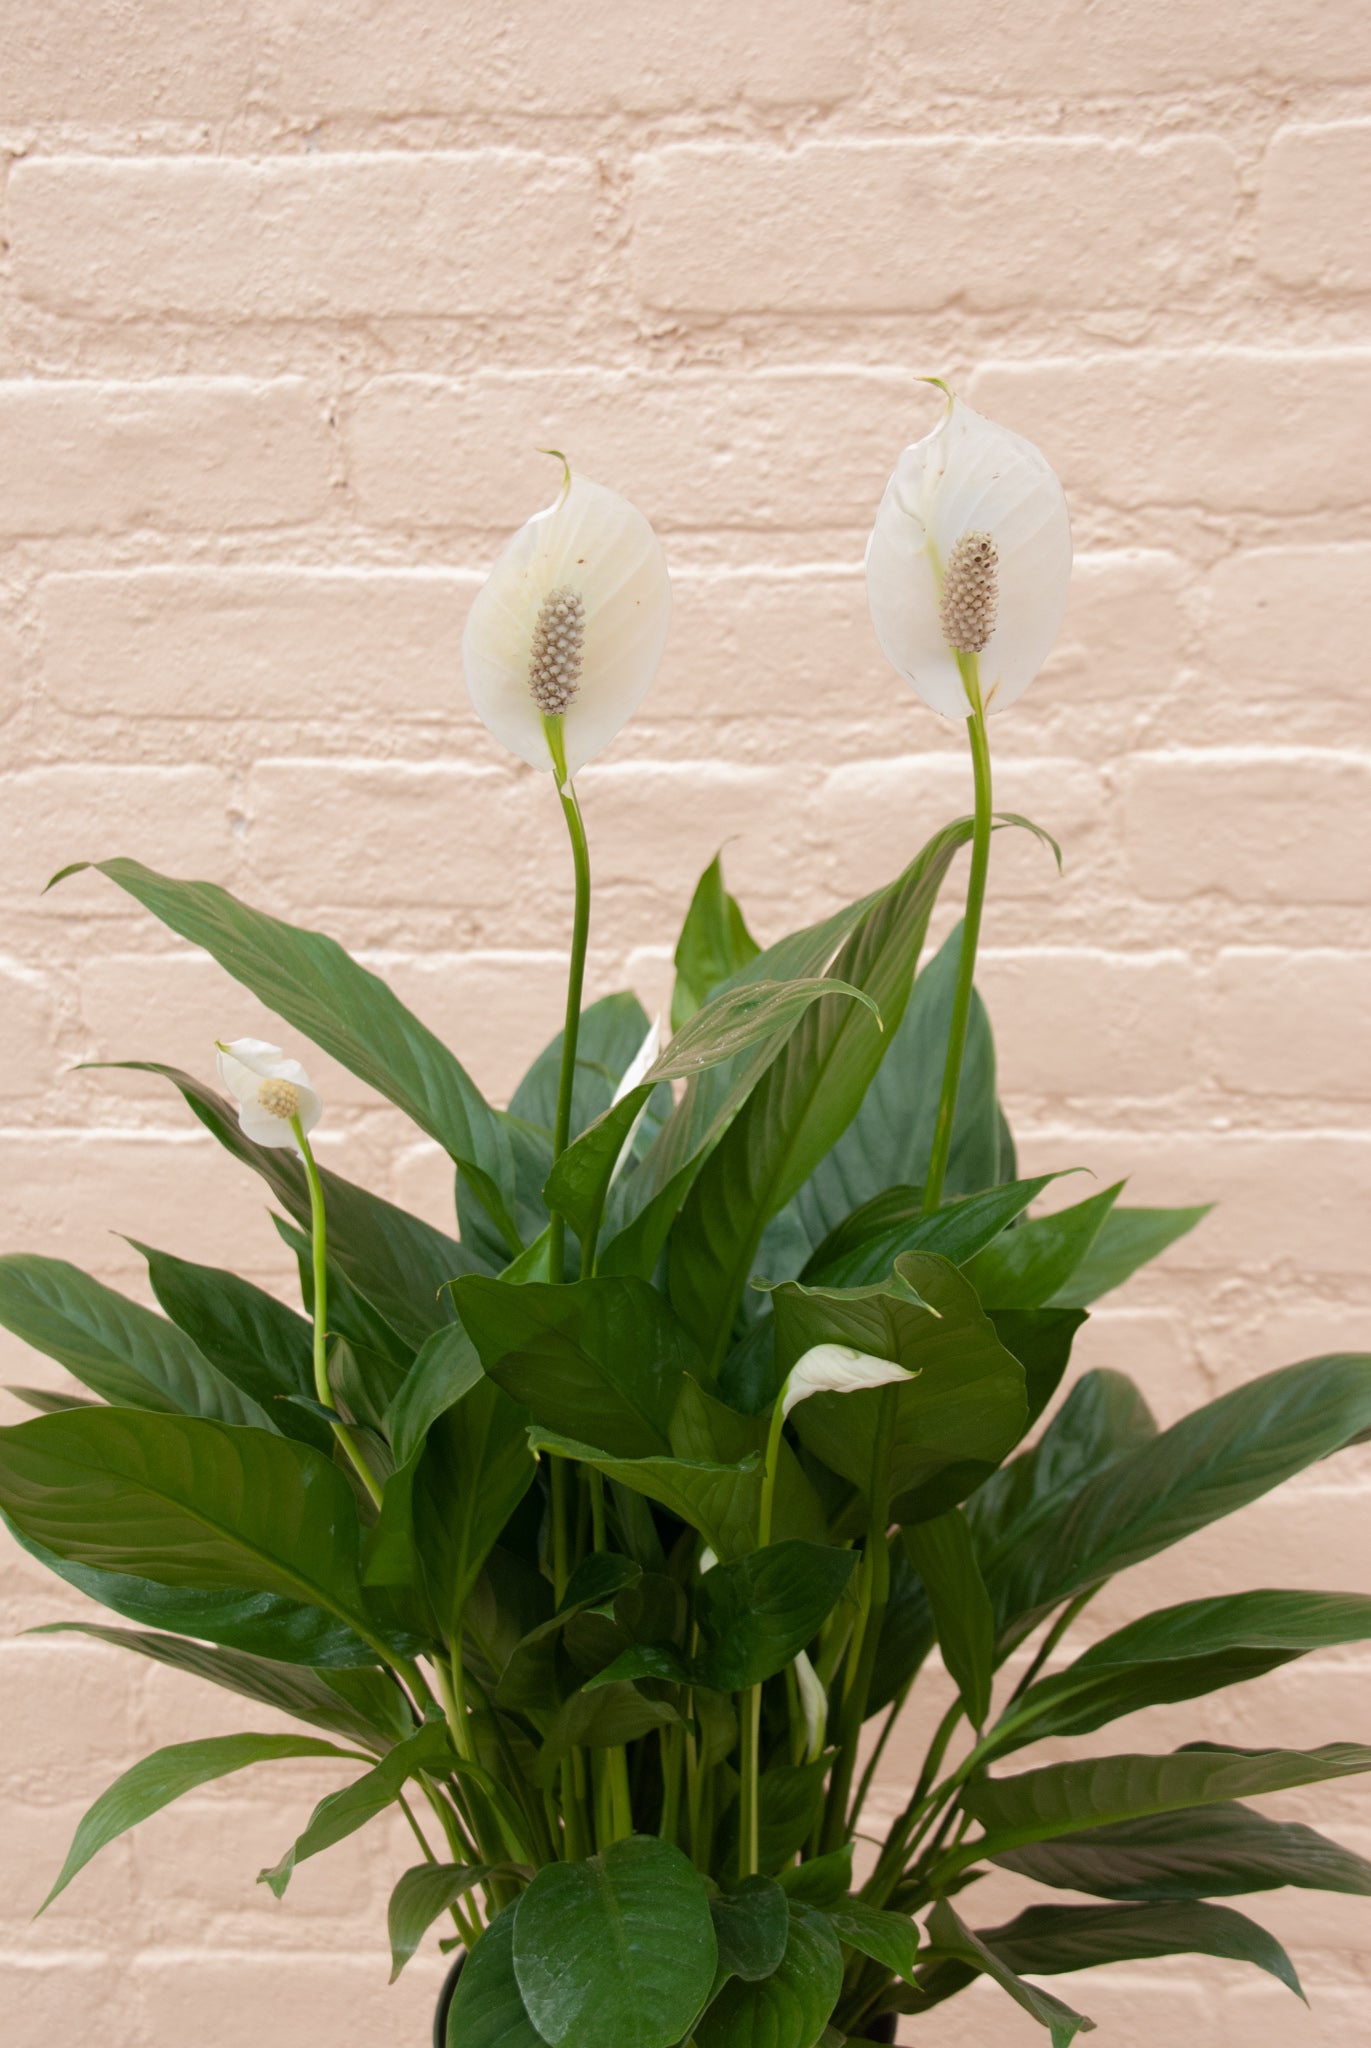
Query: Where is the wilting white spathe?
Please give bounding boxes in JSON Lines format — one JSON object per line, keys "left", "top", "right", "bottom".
{"left": 215, "top": 1038, "right": 322, "bottom": 1151}
{"left": 462, "top": 462, "right": 672, "bottom": 779}
{"left": 865, "top": 390, "right": 1072, "bottom": 721}
{"left": 780, "top": 1344, "right": 911, "bottom": 1420}
{"left": 794, "top": 1649, "right": 828, "bottom": 1763}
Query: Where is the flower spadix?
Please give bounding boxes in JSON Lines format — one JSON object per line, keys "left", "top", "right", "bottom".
{"left": 780, "top": 1343, "right": 911, "bottom": 1419}
{"left": 462, "top": 455, "right": 672, "bottom": 779}
{"left": 215, "top": 1038, "right": 321, "bottom": 1151}
{"left": 865, "top": 386, "right": 1071, "bottom": 720}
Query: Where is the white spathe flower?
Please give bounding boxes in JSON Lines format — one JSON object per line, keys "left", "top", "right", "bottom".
{"left": 462, "top": 461, "right": 672, "bottom": 779}
{"left": 865, "top": 389, "right": 1072, "bottom": 721}
{"left": 215, "top": 1038, "right": 322, "bottom": 1151}
{"left": 780, "top": 1343, "right": 911, "bottom": 1420}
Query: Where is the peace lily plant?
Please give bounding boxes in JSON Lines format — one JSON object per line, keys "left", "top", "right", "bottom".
{"left": 1, "top": 389, "right": 1369, "bottom": 2048}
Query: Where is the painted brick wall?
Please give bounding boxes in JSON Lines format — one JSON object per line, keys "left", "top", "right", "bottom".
{"left": 1, "top": 4, "right": 1368, "bottom": 2042}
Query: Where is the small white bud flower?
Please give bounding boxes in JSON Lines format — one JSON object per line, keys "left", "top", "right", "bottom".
{"left": 780, "top": 1343, "right": 911, "bottom": 1420}
{"left": 794, "top": 1649, "right": 828, "bottom": 1763}
{"left": 215, "top": 1038, "right": 322, "bottom": 1153}
{"left": 865, "top": 388, "right": 1071, "bottom": 719}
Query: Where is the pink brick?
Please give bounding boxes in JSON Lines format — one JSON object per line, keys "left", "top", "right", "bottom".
{"left": 346, "top": 368, "right": 914, "bottom": 532}
{"left": 132, "top": 1952, "right": 441, "bottom": 2048}
{"left": 883, "top": 0, "right": 1371, "bottom": 93}
{"left": 1041, "top": 550, "right": 1188, "bottom": 706}
{"left": 1118, "top": 748, "right": 1371, "bottom": 904}
{"left": 267, "top": 0, "right": 865, "bottom": 113}
{"left": 0, "top": 767, "right": 235, "bottom": 909}
{"left": 1258, "top": 123, "right": 1371, "bottom": 292}
{"left": 0, "top": 380, "right": 332, "bottom": 537}
{"left": 979, "top": 948, "right": 1199, "bottom": 1098}
{"left": 632, "top": 139, "right": 1236, "bottom": 312}
{"left": 0, "top": 0, "right": 253, "bottom": 124}
{"left": 0, "top": 620, "right": 22, "bottom": 725}
{"left": 39, "top": 569, "right": 478, "bottom": 724}
{"left": 1199, "top": 546, "right": 1371, "bottom": 704}
{"left": 0, "top": 962, "right": 58, "bottom": 1098}
{"left": 970, "top": 352, "right": 1371, "bottom": 515}
{"left": 11, "top": 155, "right": 597, "bottom": 321}
{"left": 1205, "top": 949, "right": 1371, "bottom": 1099}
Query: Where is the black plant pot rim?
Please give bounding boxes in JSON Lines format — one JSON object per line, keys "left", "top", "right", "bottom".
{"left": 432, "top": 1946, "right": 898, "bottom": 2045}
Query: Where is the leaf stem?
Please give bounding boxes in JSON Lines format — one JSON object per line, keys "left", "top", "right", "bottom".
{"left": 922, "top": 662, "right": 992, "bottom": 1216}
{"left": 292, "top": 1121, "right": 384, "bottom": 1509}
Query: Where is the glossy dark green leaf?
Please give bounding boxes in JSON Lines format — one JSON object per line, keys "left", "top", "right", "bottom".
{"left": 986, "top": 1354, "right": 1371, "bottom": 1650}
{"left": 59, "top": 857, "right": 518, "bottom": 1241}
{"left": 991, "top": 1590, "right": 1371, "bottom": 1752}
{"left": 670, "top": 833, "right": 972, "bottom": 1370}
{"left": 990, "top": 1801, "right": 1371, "bottom": 1900}
{"left": 960, "top": 1744, "right": 1371, "bottom": 1864}
{"left": 962, "top": 1184, "right": 1124, "bottom": 1310}
{"left": 715, "top": 1759, "right": 833, "bottom": 1876}
{"left": 980, "top": 1900, "right": 1303, "bottom": 1998}
{"left": 29, "top": 1622, "right": 409, "bottom": 1748}
{"left": 386, "top": 1323, "right": 485, "bottom": 1466}
{"left": 902, "top": 1510, "right": 994, "bottom": 1726}
{"left": 412, "top": 1380, "right": 537, "bottom": 1634}
{"left": 0, "top": 1408, "right": 390, "bottom": 1652}
{"left": 1047, "top": 1205, "right": 1211, "bottom": 1308}
{"left": 513, "top": 1835, "right": 718, "bottom": 2048}
{"left": 130, "top": 1241, "right": 329, "bottom": 1449}
{"left": 711, "top": 1875, "right": 790, "bottom": 1982}
{"left": 529, "top": 1428, "right": 760, "bottom": 1562}
{"left": 783, "top": 921, "right": 1004, "bottom": 1265}
{"left": 0, "top": 1255, "right": 275, "bottom": 1431}
{"left": 778, "top": 1846, "right": 853, "bottom": 1907}
{"left": 824, "top": 1898, "right": 921, "bottom": 1983}
{"left": 446, "top": 1899, "right": 546, "bottom": 2048}
{"left": 803, "top": 1175, "right": 1063, "bottom": 1291}
{"left": 259, "top": 1721, "right": 451, "bottom": 1896}
{"left": 989, "top": 1307, "right": 1088, "bottom": 1432}
{"left": 673, "top": 854, "right": 762, "bottom": 1033}
{"left": 532, "top": 1681, "right": 679, "bottom": 1784}
{"left": 388, "top": 1860, "right": 508, "bottom": 1980}
{"left": 778, "top": 1255, "right": 1026, "bottom": 1518}
{"left": 2, "top": 1385, "right": 95, "bottom": 1415}
{"left": 695, "top": 1900, "right": 843, "bottom": 2048}
{"left": 694, "top": 1543, "right": 857, "bottom": 1690}
{"left": 42, "top": 1731, "right": 358, "bottom": 1910}
{"left": 924, "top": 1899, "right": 1094, "bottom": 2046}
{"left": 454, "top": 1274, "right": 700, "bottom": 1459}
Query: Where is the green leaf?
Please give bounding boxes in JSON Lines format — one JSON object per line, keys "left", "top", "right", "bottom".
{"left": 413, "top": 1381, "right": 537, "bottom": 1634}
{"left": 784, "top": 920, "right": 1005, "bottom": 1265}
{"left": 694, "top": 1543, "right": 858, "bottom": 1690}
{"left": 902, "top": 1511, "right": 994, "bottom": 1726}
{"left": 511, "top": 990, "right": 657, "bottom": 1140}
{"left": 1047, "top": 1205, "right": 1211, "bottom": 1308}
{"left": 778, "top": 1846, "right": 853, "bottom": 1907}
{"left": 28, "top": 1622, "right": 409, "bottom": 1748}
{"left": 385, "top": 1323, "right": 484, "bottom": 1466}
{"left": 130, "top": 1242, "right": 329, "bottom": 1449}
{"left": 670, "top": 830, "right": 972, "bottom": 1370}
{"left": 924, "top": 1899, "right": 1095, "bottom": 2046}
{"left": 986, "top": 1354, "right": 1371, "bottom": 1651}
{"left": 454, "top": 1274, "right": 700, "bottom": 1459}
{"left": 979, "top": 1900, "right": 1304, "bottom": 1999}
{"left": 61, "top": 857, "right": 518, "bottom": 1241}
{"left": 963, "top": 1185, "right": 1124, "bottom": 1311}
{"left": 992, "top": 1589, "right": 1371, "bottom": 1753}
{"left": 258, "top": 1720, "right": 451, "bottom": 1896}
{"left": 0, "top": 1255, "right": 276, "bottom": 1431}
{"left": 117, "top": 1061, "right": 476, "bottom": 1348}
{"left": 711, "top": 1875, "right": 790, "bottom": 1982}
{"left": 388, "top": 1861, "right": 510, "bottom": 1981}
{"left": 716, "top": 1758, "right": 833, "bottom": 1875}
{"left": 990, "top": 1801, "right": 1371, "bottom": 1900}
{"left": 0, "top": 1408, "right": 390, "bottom": 1651}
{"left": 446, "top": 1899, "right": 546, "bottom": 2048}
{"left": 960, "top": 1744, "right": 1371, "bottom": 1863}
{"left": 530, "top": 1428, "right": 761, "bottom": 1563}
{"left": 823, "top": 1898, "right": 921, "bottom": 1983}
{"left": 672, "top": 853, "right": 762, "bottom": 1033}
{"left": 512, "top": 1835, "right": 718, "bottom": 2048}
{"left": 41, "top": 1731, "right": 358, "bottom": 1910}
{"left": 778, "top": 1255, "right": 1027, "bottom": 1519}
{"left": 2, "top": 1385, "right": 96, "bottom": 1415}
{"left": 695, "top": 1900, "right": 843, "bottom": 2048}
{"left": 990, "top": 1308, "right": 1088, "bottom": 1433}
{"left": 804, "top": 1175, "right": 1064, "bottom": 1291}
